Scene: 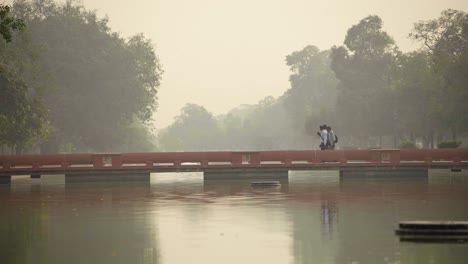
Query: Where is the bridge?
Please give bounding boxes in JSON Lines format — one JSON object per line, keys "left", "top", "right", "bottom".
{"left": 0, "top": 149, "right": 467, "bottom": 184}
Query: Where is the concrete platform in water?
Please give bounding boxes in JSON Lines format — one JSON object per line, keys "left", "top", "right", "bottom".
{"left": 396, "top": 221, "right": 468, "bottom": 243}
{"left": 250, "top": 181, "right": 281, "bottom": 187}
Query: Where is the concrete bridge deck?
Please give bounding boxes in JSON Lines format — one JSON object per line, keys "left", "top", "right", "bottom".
{"left": 1, "top": 149, "right": 467, "bottom": 183}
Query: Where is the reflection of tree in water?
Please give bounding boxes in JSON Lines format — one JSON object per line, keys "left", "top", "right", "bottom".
{"left": 0, "top": 185, "right": 48, "bottom": 264}
{"left": 0, "top": 183, "right": 162, "bottom": 264}
{"left": 45, "top": 183, "right": 161, "bottom": 264}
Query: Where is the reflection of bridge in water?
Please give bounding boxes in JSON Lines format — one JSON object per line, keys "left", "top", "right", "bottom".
{"left": 1, "top": 149, "right": 467, "bottom": 184}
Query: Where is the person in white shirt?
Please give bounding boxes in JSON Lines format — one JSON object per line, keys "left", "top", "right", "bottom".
{"left": 317, "top": 125, "right": 328, "bottom": 150}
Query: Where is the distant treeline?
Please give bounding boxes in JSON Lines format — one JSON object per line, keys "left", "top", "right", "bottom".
{"left": 1, "top": 1, "right": 162, "bottom": 154}
{"left": 158, "top": 10, "right": 467, "bottom": 151}
{"left": 1, "top": 2, "right": 467, "bottom": 153}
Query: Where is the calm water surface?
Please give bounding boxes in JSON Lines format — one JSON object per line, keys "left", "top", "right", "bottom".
{"left": 1, "top": 170, "right": 467, "bottom": 264}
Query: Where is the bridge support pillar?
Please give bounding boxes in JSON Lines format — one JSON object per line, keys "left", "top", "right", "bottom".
{"left": 0, "top": 175, "right": 11, "bottom": 184}
{"left": 65, "top": 172, "right": 150, "bottom": 183}
{"left": 339, "top": 168, "right": 428, "bottom": 178}
{"left": 204, "top": 168, "right": 288, "bottom": 180}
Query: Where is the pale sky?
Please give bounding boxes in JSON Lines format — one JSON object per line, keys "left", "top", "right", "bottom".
{"left": 43, "top": 1, "right": 468, "bottom": 129}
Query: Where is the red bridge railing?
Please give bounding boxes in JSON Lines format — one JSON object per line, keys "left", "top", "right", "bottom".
{"left": 0, "top": 149, "right": 467, "bottom": 172}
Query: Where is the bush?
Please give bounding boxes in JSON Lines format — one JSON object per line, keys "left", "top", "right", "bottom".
{"left": 399, "top": 141, "right": 417, "bottom": 149}
{"left": 437, "top": 141, "right": 462, "bottom": 149}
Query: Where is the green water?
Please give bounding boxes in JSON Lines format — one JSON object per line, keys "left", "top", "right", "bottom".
{"left": 1, "top": 170, "right": 467, "bottom": 264}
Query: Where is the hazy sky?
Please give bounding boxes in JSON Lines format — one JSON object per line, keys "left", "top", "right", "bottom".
{"left": 75, "top": 1, "right": 467, "bottom": 129}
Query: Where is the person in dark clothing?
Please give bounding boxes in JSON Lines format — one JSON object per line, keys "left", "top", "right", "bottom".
{"left": 327, "top": 126, "right": 337, "bottom": 150}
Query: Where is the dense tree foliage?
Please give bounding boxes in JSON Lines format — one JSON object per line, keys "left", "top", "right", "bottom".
{"left": 1, "top": 0, "right": 162, "bottom": 154}
{"left": 0, "top": 5, "right": 48, "bottom": 154}
{"left": 158, "top": 104, "right": 220, "bottom": 151}
{"left": 330, "top": 15, "right": 400, "bottom": 146}
{"left": 0, "top": 4, "right": 25, "bottom": 42}
{"left": 410, "top": 9, "right": 468, "bottom": 140}
{"left": 284, "top": 46, "right": 338, "bottom": 140}
{"left": 229, "top": 96, "right": 293, "bottom": 150}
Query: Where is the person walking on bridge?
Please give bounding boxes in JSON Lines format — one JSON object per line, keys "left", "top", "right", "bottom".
{"left": 318, "top": 125, "right": 328, "bottom": 150}
{"left": 327, "top": 126, "right": 337, "bottom": 150}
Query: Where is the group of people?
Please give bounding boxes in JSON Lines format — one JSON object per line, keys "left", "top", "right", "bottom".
{"left": 317, "top": 125, "right": 338, "bottom": 150}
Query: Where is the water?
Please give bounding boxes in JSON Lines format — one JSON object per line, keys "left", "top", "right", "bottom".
{"left": 1, "top": 170, "right": 467, "bottom": 264}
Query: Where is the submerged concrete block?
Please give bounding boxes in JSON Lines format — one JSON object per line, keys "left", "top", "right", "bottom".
{"left": 339, "top": 168, "right": 428, "bottom": 178}
{"left": 396, "top": 221, "right": 468, "bottom": 242}
{"left": 65, "top": 172, "right": 150, "bottom": 183}
{"left": 204, "top": 169, "right": 288, "bottom": 180}
{"left": 0, "top": 175, "right": 11, "bottom": 184}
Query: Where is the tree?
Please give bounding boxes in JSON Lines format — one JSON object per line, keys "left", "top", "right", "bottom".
{"left": 393, "top": 51, "right": 440, "bottom": 147}
{"left": 330, "top": 15, "right": 400, "bottom": 146}
{"left": 158, "top": 104, "right": 220, "bottom": 151}
{"left": 12, "top": 0, "right": 163, "bottom": 152}
{"left": 241, "top": 96, "right": 293, "bottom": 150}
{"left": 0, "top": 11, "right": 48, "bottom": 154}
{"left": 284, "top": 46, "right": 338, "bottom": 147}
{"left": 410, "top": 9, "right": 467, "bottom": 57}
{"left": 219, "top": 112, "right": 245, "bottom": 150}
{"left": 410, "top": 9, "right": 468, "bottom": 140}
{"left": 113, "top": 116, "right": 158, "bottom": 152}
{"left": 0, "top": 76, "right": 48, "bottom": 154}
{"left": 0, "top": 4, "right": 25, "bottom": 42}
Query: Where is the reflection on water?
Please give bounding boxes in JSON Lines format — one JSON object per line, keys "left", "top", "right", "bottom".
{"left": 0, "top": 170, "right": 467, "bottom": 264}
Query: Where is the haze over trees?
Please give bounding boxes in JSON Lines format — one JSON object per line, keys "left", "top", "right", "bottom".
{"left": 158, "top": 9, "right": 467, "bottom": 151}
{"left": 1, "top": 1, "right": 466, "bottom": 153}
{"left": 1, "top": 0, "right": 162, "bottom": 154}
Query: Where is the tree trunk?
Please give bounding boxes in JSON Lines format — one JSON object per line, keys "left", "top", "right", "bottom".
{"left": 430, "top": 130, "right": 435, "bottom": 149}
{"left": 15, "top": 144, "right": 24, "bottom": 155}
{"left": 40, "top": 139, "right": 60, "bottom": 154}
{"left": 422, "top": 135, "right": 429, "bottom": 149}
{"left": 436, "top": 133, "right": 444, "bottom": 147}
{"left": 451, "top": 127, "right": 457, "bottom": 141}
